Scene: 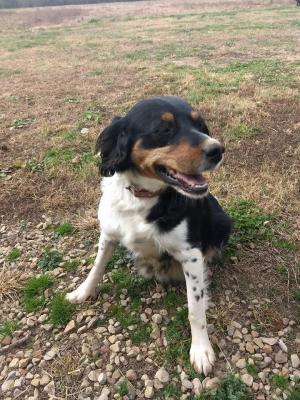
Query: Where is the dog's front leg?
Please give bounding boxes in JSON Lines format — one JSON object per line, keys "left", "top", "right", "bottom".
{"left": 66, "top": 234, "right": 117, "bottom": 304}
{"left": 173, "top": 247, "right": 215, "bottom": 375}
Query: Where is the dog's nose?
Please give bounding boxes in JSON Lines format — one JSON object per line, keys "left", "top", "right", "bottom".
{"left": 203, "top": 143, "right": 224, "bottom": 163}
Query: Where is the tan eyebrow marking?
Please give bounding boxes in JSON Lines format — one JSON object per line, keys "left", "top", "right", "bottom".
{"left": 191, "top": 111, "right": 200, "bottom": 120}
{"left": 161, "top": 112, "right": 175, "bottom": 122}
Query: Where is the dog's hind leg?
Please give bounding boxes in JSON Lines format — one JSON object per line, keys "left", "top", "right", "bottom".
{"left": 66, "top": 234, "right": 117, "bottom": 303}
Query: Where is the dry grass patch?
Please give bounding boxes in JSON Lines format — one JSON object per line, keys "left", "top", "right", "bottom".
{"left": 0, "top": 267, "right": 29, "bottom": 301}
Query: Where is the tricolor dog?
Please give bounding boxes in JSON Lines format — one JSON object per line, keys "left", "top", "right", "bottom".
{"left": 67, "top": 96, "right": 231, "bottom": 375}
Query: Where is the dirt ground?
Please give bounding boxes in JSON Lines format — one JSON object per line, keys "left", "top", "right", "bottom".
{"left": 0, "top": 0, "right": 299, "bottom": 399}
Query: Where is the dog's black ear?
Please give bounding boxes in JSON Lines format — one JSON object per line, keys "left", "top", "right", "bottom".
{"left": 95, "top": 116, "right": 131, "bottom": 177}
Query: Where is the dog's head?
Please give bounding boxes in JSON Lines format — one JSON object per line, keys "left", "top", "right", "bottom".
{"left": 96, "top": 96, "right": 224, "bottom": 199}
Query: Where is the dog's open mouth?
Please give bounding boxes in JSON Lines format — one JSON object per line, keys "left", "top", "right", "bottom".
{"left": 155, "top": 165, "right": 208, "bottom": 195}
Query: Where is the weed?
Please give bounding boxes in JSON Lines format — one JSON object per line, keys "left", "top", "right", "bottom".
{"left": 272, "top": 374, "right": 289, "bottom": 390}
{"left": 271, "top": 238, "right": 297, "bottom": 252}
{"left": 37, "top": 250, "right": 63, "bottom": 271}
{"left": 226, "top": 200, "right": 272, "bottom": 244}
{"left": 293, "top": 290, "right": 300, "bottom": 303}
{"left": 64, "top": 96, "right": 81, "bottom": 104}
{"left": 10, "top": 118, "right": 34, "bottom": 129}
{"left": 0, "top": 321, "right": 19, "bottom": 339}
{"left": 6, "top": 248, "right": 21, "bottom": 262}
{"left": 53, "top": 223, "right": 74, "bottom": 237}
{"left": 23, "top": 275, "right": 54, "bottom": 312}
{"left": 108, "top": 305, "right": 137, "bottom": 328}
{"left": 47, "top": 130, "right": 77, "bottom": 141}
{"left": 25, "top": 158, "right": 44, "bottom": 173}
{"left": 117, "top": 380, "right": 129, "bottom": 396}
{"left": 106, "top": 246, "right": 131, "bottom": 270}
{"left": 44, "top": 148, "right": 75, "bottom": 169}
{"left": 111, "top": 269, "right": 149, "bottom": 299}
{"left": 49, "top": 293, "right": 76, "bottom": 326}
{"left": 130, "top": 324, "right": 151, "bottom": 344}
{"left": 227, "top": 123, "right": 260, "bottom": 140}
{"left": 197, "top": 374, "right": 251, "bottom": 399}
{"left": 63, "top": 259, "right": 80, "bottom": 272}
{"left": 99, "top": 281, "right": 113, "bottom": 294}
{"left": 288, "top": 383, "right": 300, "bottom": 400}
{"left": 82, "top": 107, "right": 102, "bottom": 125}
{"left": 160, "top": 383, "right": 181, "bottom": 399}
{"left": 0, "top": 68, "right": 20, "bottom": 77}
{"left": 246, "top": 363, "right": 258, "bottom": 378}
{"left": 162, "top": 291, "right": 185, "bottom": 311}
{"left": 165, "top": 308, "right": 190, "bottom": 367}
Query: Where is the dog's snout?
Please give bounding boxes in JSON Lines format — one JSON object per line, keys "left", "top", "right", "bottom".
{"left": 203, "top": 143, "right": 224, "bottom": 163}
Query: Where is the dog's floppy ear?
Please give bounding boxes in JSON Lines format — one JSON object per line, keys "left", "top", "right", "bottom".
{"left": 95, "top": 116, "right": 132, "bottom": 177}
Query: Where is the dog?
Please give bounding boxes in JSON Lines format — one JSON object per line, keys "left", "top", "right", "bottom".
{"left": 66, "top": 96, "right": 231, "bottom": 375}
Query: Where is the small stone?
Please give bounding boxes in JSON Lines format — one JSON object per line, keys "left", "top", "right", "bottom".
{"left": 40, "top": 375, "right": 50, "bottom": 386}
{"left": 98, "top": 387, "right": 110, "bottom": 400}
{"left": 44, "top": 349, "right": 57, "bottom": 361}
{"left": 261, "top": 337, "right": 277, "bottom": 346}
{"left": 278, "top": 339, "right": 288, "bottom": 353}
{"left": 291, "top": 354, "right": 300, "bottom": 369}
{"left": 98, "top": 372, "right": 107, "bottom": 384}
{"left": 241, "top": 374, "right": 253, "bottom": 387}
{"left": 236, "top": 359, "right": 247, "bottom": 369}
{"left": 253, "top": 338, "right": 264, "bottom": 348}
{"left": 9, "top": 358, "right": 19, "bottom": 368}
{"left": 233, "top": 329, "right": 243, "bottom": 339}
{"left": 110, "top": 342, "right": 120, "bottom": 353}
{"left": 205, "top": 377, "right": 220, "bottom": 389}
{"left": 182, "top": 379, "right": 193, "bottom": 389}
{"left": 1, "top": 335, "right": 12, "bottom": 345}
{"left": 44, "top": 380, "right": 55, "bottom": 395}
{"left": 2, "top": 379, "right": 14, "bottom": 393}
{"left": 64, "top": 320, "right": 76, "bottom": 334}
{"left": 145, "top": 386, "right": 154, "bottom": 398}
{"left": 126, "top": 369, "right": 137, "bottom": 382}
{"left": 81, "top": 128, "right": 89, "bottom": 135}
{"left": 245, "top": 342, "right": 255, "bottom": 354}
{"left": 192, "top": 378, "right": 202, "bottom": 395}
{"left": 275, "top": 351, "right": 288, "bottom": 364}
{"left": 88, "top": 370, "right": 101, "bottom": 382}
{"left": 108, "top": 335, "right": 117, "bottom": 344}
{"left": 152, "top": 314, "right": 162, "bottom": 324}
{"left": 31, "top": 378, "right": 40, "bottom": 387}
{"left": 154, "top": 367, "right": 169, "bottom": 383}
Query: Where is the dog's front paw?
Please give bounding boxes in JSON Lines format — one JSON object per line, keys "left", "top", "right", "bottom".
{"left": 190, "top": 343, "right": 215, "bottom": 376}
{"left": 66, "top": 284, "right": 97, "bottom": 304}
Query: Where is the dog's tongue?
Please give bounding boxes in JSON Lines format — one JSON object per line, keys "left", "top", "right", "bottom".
{"left": 173, "top": 171, "right": 207, "bottom": 186}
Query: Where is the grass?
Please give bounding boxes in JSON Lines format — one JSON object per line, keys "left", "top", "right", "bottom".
{"left": 0, "top": 320, "right": 19, "bottom": 339}
{"left": 53, "top": 223, "right": 75, "bottom": 237}
{"left": 106, "top": 246, "right": 131, "bottom": 271}
{"left": 246, "top": 363, "right": 258, "bottom": 378}
{"left": 160, "top": 384, "right": 181, "bottom": 399}
{"left": 49, "top": 292, "right": 76, "bottom": 326}
{"left": 108, "top": 305, "right": 137, "bottom": 328}
{"left": 130, "top": 324, "right": 151, "bottom": 344}
{"left": 47, "top": 129, "right": 77, "bottom": 141}
{"left": 288, "top": 384, "right": 300, "bottom": 400}
{"left": 227, "top": 123, "right": 260, "bottom": 140}
{"left": 10, "top": 118, "right": 34, "bottom": 129}
{"left": 111, "top": 269, "right": 149, "bottom": 299}
{"left": 37, "top": 249, "right": 63, "bottom": 271}
{"left": 197, "top": 374, "right": 251, "bottom": 400}
{"left": 23, "top": 274, "right": 55, "bottom": 312}
{"left": 271, "top": 374, "right": 289, "bottom": 391}
{"left": 117, "top": 380, "right": 129, "bottom": 396}
{"left": 63, "top": 259, "right": 81, "bottom": 272}
{"left": 226, "top": 199, "right": 272, "bottom": 244}
{"left": 6, "top": 248, "right": 21, "bottom": 262}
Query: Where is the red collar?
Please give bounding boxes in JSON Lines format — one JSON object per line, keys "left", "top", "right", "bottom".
{"left": 126, "top": 185, "right": 161, "bottom": 198}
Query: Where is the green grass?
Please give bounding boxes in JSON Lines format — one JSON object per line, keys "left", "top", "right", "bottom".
{"left": 25, "top": 158, "right": 44, "bottom": 173}
{"left": 164, "top": 307, "right": 190, "bottom": 367}
{"left": 47, "top": 129, "right": 77, "bottom": 141}
{"left": 10, "top": 118, "right": 34, "bottom": 129}
{"left": 106, "top": 246, "right": 131, "bottom": 270}
{"left": 272, "top": 374, "right": 289, "bottom": 391}
{"left": 108, "top": 305, "right": 138, "bottom": 328}
{"left": 111, "top": 269, "right": 149, "bottom": 299}
{"left": 6, "top": 30, "right": 60, "bottom": 51}
{"left": 117, "top": 380, "right": 129, "bottom": 396}
{"left": 63, "top": 259, "right": 81, "bottom": 272}
{"left": 0, "top": 321, "right": 19, "bottom": 339}
{"left": 197, "top": 374, "right": 251, "bottom": 400}
{"left": 49, "top": 292, "right": 76, "bottom": 326}
{"left": 23, "top": 274, "right": 55, "bottom": 312}
{"left": 53, "top": 223, "right": 75, "bottom": 237}
{"left": 159, "top": 383, "right": 181, "bottom": 399}
{"left": 0, "top": 68, "right": 21, "bottom": 77}
{"left": 81, "top": 106, "right": 102, "bottom": 126}
{"left": 288, "top": 383, "right": 300, "bottom": 400}
{"left": 37, "top": 249, "right": 63, "bottom": 270}
{"left": 246, "top": 363, "right": 258, "bottom": 378}
{"left": 162, "top": 290, "right": 185, "bottom": 311}
{"left": 6, "top": 248, "right": 21, "bottom": 262}
{"left": 227, "top": 123, "right": 260, "bottom": 140}
{"left": 44, "top": 148, "right": 76, "bottom": 168}
{"left": 293, "top": 289, "right": 300, "bottom": 303}
{"left": 226, "top": 199, "right": 272, "bottom": 244}
{"left": 130, "top": 324, "right": 151, "bottom": 344}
